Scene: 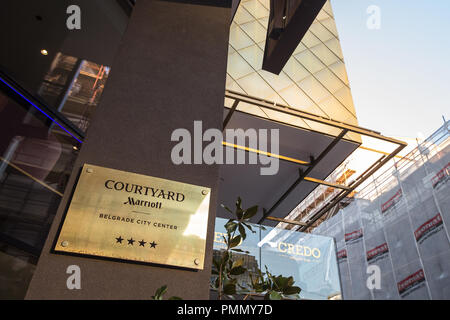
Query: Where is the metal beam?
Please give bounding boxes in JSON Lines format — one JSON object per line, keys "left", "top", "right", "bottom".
{"left": 223, "top": 100, "right": 239, "bottom": 130}
{"left": 303, "top": 176, "right": 351, "bottom": 191}
{"left": 222, "top": 90, "right": 407, "bottom": 229}
{"left": 265, "top": 216, "right": 307, "bottom": 227}
{"left": 257, "top": 129, "right": 348, "bottom": 224}
{"left": 221, "top": 141, "right": 310, "bottom": 166}
{"left": 298, "top": 144, "right": 406, "bottom": 232}
{"left": 221, "top": 142, "right": 351, "bottom": 190}
{"left": 225, "top": 90, "right": 407, "bottom": 146}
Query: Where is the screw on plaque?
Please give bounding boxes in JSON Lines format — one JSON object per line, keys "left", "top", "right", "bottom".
{"left": 194, "top": 259, "right": 199, "bottom": 266}
{"left": 86, "top": 167, "right": 93, "bottom": 173}
{"left": 201, "top": 190, "right": 208, "bottom": 195}
{"left": 61, "top": 241, "right": 69, "bottom": 247}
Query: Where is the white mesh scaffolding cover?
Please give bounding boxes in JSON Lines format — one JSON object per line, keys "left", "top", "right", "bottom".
{"left": 315, "top": 122, "right": 450, "bottom": 299}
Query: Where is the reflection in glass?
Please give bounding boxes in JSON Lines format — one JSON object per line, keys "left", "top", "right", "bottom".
{"left": 38, "top": 53, "right": 111, "bottom": 132}
{"left": 212, "top": 217, "right": 341, "bottom": 300}
{"left": 0, "top": 83, "right": 80, "bottom": 299}
{"left": 227, "top": 0, "right": 359, "bottom": 135}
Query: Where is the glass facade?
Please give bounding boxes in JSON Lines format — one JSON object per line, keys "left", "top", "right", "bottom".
{"left": 0, "top": 0, "right": 132, "bottom": 299}
{"left": 37, "top": 53, "right": 111, "bottom": 132}
{"left": 226, "top": 0, "right": 360, "bottom": 142}
{"left": 0, "top": 0, "right": 130, "bottom": 133}
{"left": 0, "top": 80, "right": 81, "bottom": 298}
{"left": 0, "top": 0, "right": 364, "bottom": 300}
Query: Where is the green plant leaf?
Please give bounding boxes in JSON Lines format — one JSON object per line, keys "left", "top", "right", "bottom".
{"left": 236, "top": 197, "right": 242, "bottom": 210}
{"left": 229, "top": 235, "right": 242, "bottom": 248}
{"left": 238, "top": 223, "right": 246, "bottom": 240}
{"left": 287, "top": 276, "right": 294, "bottom": 287}
{"left": 225, "top": 220, "right": 238, "bottom": 233}
{"left": 243, "top": 205, "right": 258, "bottom": 220}
{"left": 273, "top": 275, "right": 289, "bottom": 290}
{"left": 168, "top": 296, "right": 183, "bottom": 300}
{"left": 242, "top": 222, "right": 255, "bottom": 233}
{"left": 235, "top": 197, "right": 244, "bottom": 220}
{"left": 283, "top": 286, "right": 301, "bottom": 295}
{"left": 152, "top": 285, "right": 168, "bottom": 300}
{"left": 230, "top": 266, "right": 247, "bottom": 275}
{"left": 231, "top": 248, "right": 249, "bottom": 254}
{"left": 221, "top": 204, "right": 233, "bottom": 214}
{"left": 269, "top": 291, "right": 282, "bottom": 300}
{"left": 223, "top": 283, "right": 236, "bottom": 295}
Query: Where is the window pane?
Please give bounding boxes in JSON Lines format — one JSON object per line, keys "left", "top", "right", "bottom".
{"left": 0, "top": 81, "right": 80, "bottom": 298}
{"left": 295, "top": 50, "right": 326, "bottom": 74}
{"left": 0, "top": 0, "right": 131, "bottom": 133}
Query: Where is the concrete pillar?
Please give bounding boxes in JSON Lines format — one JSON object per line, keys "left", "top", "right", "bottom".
{"left": 26, "top": 0, "right": 230, "bottom": 299}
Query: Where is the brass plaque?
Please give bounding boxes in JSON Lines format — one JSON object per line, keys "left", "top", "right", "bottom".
{"left": 54, "top": 164, "right": 211, "bottom": 269}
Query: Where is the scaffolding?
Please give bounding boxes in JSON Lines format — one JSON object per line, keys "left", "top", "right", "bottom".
{"left": 313, "top": 120, "right": 450, "bottom": 299}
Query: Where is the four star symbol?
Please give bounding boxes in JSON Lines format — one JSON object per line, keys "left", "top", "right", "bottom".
{"left": 115, "top": 236, "right": 157, "bottom": 249}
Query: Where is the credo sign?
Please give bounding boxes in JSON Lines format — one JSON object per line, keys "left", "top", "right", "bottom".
{"left": 277, "top": 242, "right": 321, "bottom": 259}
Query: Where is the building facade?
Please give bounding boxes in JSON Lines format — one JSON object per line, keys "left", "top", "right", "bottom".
{"left": 226, "top": 0, "right": 361, "bottom": 143}
{"left": 0, "top": 0, "right": 412, "bottom": 300}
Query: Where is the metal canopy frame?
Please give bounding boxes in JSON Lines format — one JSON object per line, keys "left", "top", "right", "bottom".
{"left": 223, "top": 89, "right": 407, "bottom": 230}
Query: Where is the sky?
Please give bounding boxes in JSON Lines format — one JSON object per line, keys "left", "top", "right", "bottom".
{"left": 331, "top": 0, "right": 450, "bottom": 140}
